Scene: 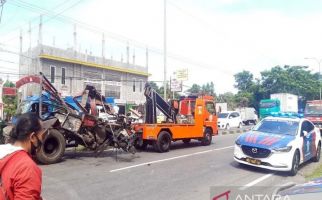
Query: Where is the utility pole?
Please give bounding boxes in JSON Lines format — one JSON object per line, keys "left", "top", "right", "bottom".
{"left": 73, "top": 24, "right": 77, "bottom": 57}
{"left": 163, "top": 0, "right": 167, "bottom": 99}
{"left": 38, "top": 15, "right": 42, "bottom": 46}
{"left": 133, "top": 49, "right": 135, "bottom": 65}
{"left": 102, "top": 33, "right": 105, "bottom": 63}
{"left": 126, "top": 42, "right": 130, "bottom": 65}
{"left": 146, "top": 47, "right": 149, "bottom": 69}
{"left": 19, "top": 29, "right": 22, "bottom": 77}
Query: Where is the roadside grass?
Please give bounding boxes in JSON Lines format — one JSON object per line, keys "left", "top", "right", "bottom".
{"left": 305, "top": 160, "right": 322, "bottom": 180}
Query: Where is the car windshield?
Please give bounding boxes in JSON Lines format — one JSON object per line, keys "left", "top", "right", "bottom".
{"left": 16, "top": 101, "right": 32, "bottom": 115}
{"left": 253, "top": 119, "right": 299, "bottom": 136}
{"left": 304, "top": 104, "right": 322, "bottom": 116}
{"left": 260, "top": 101, "right": 277, "bottom": 108}
{"left": 218, "top": 113, "right": 229, "bottom": 118}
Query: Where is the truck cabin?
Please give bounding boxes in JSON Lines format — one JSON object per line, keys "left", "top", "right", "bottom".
{"left": 176, "top": 95, "right": 216, "bottom": 124}
{"left": 259, "top": 99, "right": 280, "bottom": 119}
{"left": 304, "top": 101, "right": 322, "bottom": 117}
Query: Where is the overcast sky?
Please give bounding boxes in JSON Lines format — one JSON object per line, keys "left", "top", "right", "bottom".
{"left": 1, "top": 0, "right": 322, "bottom": 94}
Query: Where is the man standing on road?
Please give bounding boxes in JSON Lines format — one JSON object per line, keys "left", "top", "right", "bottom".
{"left": 0, "top": 112, "right": 50, "bottom": 200}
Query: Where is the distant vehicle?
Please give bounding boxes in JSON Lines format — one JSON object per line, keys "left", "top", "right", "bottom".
{"left": 259, "top": 93, "right": 298, "bottom": 119}
{"left": 235, "top": 107, "right": 258, "bottom": 125}
{"left": 259, "top": 99, "right": 280, "bottom": 119}
{"left": 217, "top": 111, "right": 243, "bottom": 130}
{"left": 216, "top": 103, "right": 227, "bottom": 113}
{"left": 271, "top": 93, "right": 298, "bottom": 113}
{"left": 234, "top": 114, "right": 321, "bottom": 175}
{"left": 304, "top": 100, "right": 322, "bottom": 132}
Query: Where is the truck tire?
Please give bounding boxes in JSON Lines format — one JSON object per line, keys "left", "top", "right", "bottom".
{"left": 154, "top": 131, "right": 171, "bottom": 153}
{"left": 36, "top": 129, "right": 66, "bottom": 164}
{"left": 313, "top": 142, "right": 321, "bottom": 162}
{"left": 289, "top": 150, "right": 300, "bottom": 176}
{"left": 201, "top": 128, "right": 212, "bottom": 146}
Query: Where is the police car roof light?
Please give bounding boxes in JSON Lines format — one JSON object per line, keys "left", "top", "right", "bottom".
{"left": 268, "top": 112, "right": 303, "bottom": 118}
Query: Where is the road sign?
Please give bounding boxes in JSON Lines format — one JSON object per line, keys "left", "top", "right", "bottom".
{"left": 170, "top": 78, "right": 182, "bottom": 92}
{"left": 175, "top": 69, "right": 188, "bottom": 81}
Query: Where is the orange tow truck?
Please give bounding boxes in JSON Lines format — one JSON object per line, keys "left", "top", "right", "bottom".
{"left": 135, "top": 84, "right": 218, "bottom": 152}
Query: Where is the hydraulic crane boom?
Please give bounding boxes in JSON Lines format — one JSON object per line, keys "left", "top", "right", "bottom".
{"left": 144, "top": 83, "right": 177, "bottom": 124}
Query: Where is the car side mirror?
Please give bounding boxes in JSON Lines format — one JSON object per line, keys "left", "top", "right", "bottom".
{"left": 302, "top": 130, "right": 308, "bottom": 137}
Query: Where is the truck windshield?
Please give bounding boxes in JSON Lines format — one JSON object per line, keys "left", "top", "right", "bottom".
{"left": 16, "top": 101, "right": 32, "bottom": 115}
{"left": 260, "top": 101, "right": 277, "bottom": 108}
{"left": 304, "top": 104, "right": 322, "bottom": 116}
{"left": 218, "top": 113, "right": 229, "bottom": 118}
{"left": 253, "top": 119, "right": 299, "bottom": 136}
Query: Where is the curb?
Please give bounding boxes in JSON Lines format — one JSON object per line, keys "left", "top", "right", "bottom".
{"left": 220, "top": 128, "right": 251, "bottom": 136}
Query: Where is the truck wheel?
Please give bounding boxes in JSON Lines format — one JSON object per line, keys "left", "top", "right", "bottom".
{"left": 154, "top": 131, "right": 171, "bottom": 153}
{"left": 201, "top": 128, "right": 212, "bottom": 146}
{"left": 36, "top": 129, "right": 66, "bottom": 164}
{"left": 313, "top": 142, "right": 321, "bottom": 162}
{"left": 182, "top": 139, "right": 191, "bottom": 144}
{"left": 289, "top": 151, "right": 300, "bottom": 176}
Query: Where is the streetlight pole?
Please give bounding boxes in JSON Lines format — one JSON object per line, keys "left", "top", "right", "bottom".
{"left": 163, "top": 0, "right": 167, "bottom": 99}
{"left": 305, "top": 57, "right": 322, "bottom": 100}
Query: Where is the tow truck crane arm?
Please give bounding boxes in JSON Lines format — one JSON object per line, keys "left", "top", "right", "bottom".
{"left": 144, "top": 83, "right": 177, "bottom": 124}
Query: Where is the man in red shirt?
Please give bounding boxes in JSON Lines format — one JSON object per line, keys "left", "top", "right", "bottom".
{"left": 0, "top": 113, "right": 51, "bottom": 200}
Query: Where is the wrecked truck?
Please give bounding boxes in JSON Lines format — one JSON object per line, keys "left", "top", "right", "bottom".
{"left": 5, "top": 73, "right": 136, "bottom": 164}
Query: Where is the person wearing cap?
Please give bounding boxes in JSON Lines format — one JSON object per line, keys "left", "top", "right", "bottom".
{"left": 0, "top": 112, "right": 50, "bottom": 200}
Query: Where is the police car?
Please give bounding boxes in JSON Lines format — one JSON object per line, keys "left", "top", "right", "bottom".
{"left": 234, "top": 114, "right": 321, "bottom": 175}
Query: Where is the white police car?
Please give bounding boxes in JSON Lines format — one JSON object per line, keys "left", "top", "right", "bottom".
{"left": 234, "top": 114, "right": 321, "bottom": 175}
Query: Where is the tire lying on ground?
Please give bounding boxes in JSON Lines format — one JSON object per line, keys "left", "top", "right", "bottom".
{"left": 36, "top": 129, "right": 66, "bottom": 164}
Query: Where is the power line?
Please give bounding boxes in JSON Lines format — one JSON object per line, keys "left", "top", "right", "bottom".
{"left": 0, "top": 0, "right": 85, "bottom": 44}
{"left": 0, "top": 1, "right": 236, "bottom": 76}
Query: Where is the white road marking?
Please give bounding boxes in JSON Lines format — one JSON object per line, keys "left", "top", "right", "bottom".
{"left": 239, "top": 173, "right": 274, "bottom": 190}
{"left": 110, "top": 146, "right": 234, "bottom": 172}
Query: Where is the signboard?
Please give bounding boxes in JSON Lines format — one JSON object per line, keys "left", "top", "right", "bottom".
{"left": 170, "top": 78, "right": 182, "bottom": 92}
{"left": 175, "top": 69, "right": 188, "bottom": 81}
{"left": 16, "top": 75, "right": 40, "bottom": 88}
{"left": 3, "top": 87, "right": 16, "bottom": 96}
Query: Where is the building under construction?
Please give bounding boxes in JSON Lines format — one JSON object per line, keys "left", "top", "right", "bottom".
{"left": 19, "top": 44, "right": 149, "bottom": 105}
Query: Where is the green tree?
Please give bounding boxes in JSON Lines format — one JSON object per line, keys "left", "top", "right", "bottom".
{"left": 261, "top": 65, "right": 319, "bottom": 100}
{"left": 217, "top": 92, "right": 236, "bottom": 110}
{"left": 2, "top": 80, "right": 17, "bottom": 121}
{"left": 234, "top": 70, "right": 254, "bottom": 92}
{"left": 188, "top": 84, "right": 201, "bottom": 94}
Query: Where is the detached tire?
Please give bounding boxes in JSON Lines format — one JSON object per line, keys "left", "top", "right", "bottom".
{"left": 201, "top": 128, "right": 212, "bottom": 146}
{"left": 154, "top": 131, "right": 171, "bottom": 153}
{"left": 313, "top": 142, "right": 321, "bottom": 162}
{"left": 36, "top": 129, "right": 66, "bottom": 164}
{"left": 289, "top": 150, "right": 300, "bottom": 176}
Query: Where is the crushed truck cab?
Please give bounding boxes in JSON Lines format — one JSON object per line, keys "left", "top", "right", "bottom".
{"left": 135, "top": 84, "right": 218, "bottom": 152}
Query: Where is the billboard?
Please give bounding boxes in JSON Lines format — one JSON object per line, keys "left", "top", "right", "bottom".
{"left": 3, "top": 87, "right": 16, "bottom": 96}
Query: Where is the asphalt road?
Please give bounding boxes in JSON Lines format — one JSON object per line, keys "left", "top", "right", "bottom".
{"left": 41, "top": 127, "right": 315, "bottom": 200}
